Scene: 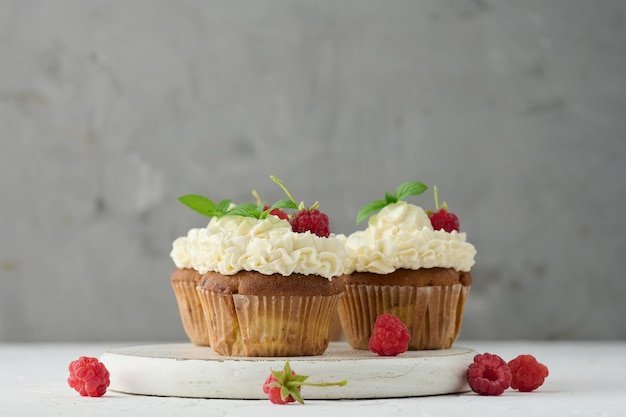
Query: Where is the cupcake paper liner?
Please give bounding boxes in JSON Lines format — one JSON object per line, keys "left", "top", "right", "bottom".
{"left": 197, "top": 288, "right": 340, "bottom": 357}
{"left": 339, "top": 284, "right": 469, "bottom": 350}
{"left": 171, "top": 280, "right": 211, "bottom": 346}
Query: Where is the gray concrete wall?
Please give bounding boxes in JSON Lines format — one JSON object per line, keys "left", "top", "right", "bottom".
{"left": 1, "top": 0, "right": 625, "bottom": 342}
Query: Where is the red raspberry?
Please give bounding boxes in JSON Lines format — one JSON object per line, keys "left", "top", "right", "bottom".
{"left": 428, "top": 208, "right": 460, "bottom": 233}
{"left": 270, "top": 175, "right": 331, "bottom": 237}
{"left": 466, "top": 353, "right": 512, "bottom": 396}
{"left": 264, "top": 360, "right": 347, "bottom": 405}
{"left": 263, "top": 370, "right": 298, "bottom": 404}
{"left": 290, "top": 209, "right": 330, "bottom": 238}
{"left": 68, "top": 356, "right": 110, "bottom": 397}
{"left": 368, "top": 313, "right": 411, "bottom": 356}
{"left": 427, "top": 186, "right": 460, "bottom": 232}
{"left": 508, "top": 354, "right": 549, "bottom": 392}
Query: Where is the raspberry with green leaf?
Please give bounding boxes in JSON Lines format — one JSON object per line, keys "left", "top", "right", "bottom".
{"left": 271, "top": 175, "right": 331, "bottom": 237}
{"left": 263, "top": 367, "right": 299, "bottom": 404}
{"left": 356, "top": 180, "right": 428, "bottom": 224}
{"left": 263, "top": 360, "right": 347, "bottom": 405}
{"left": 426, "top": 186, "right": 460, "bottom": 232}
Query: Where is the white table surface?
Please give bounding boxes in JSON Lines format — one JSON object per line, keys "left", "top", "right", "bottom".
{"left": 1, "top": 340, "right": 625, "bottom": 417}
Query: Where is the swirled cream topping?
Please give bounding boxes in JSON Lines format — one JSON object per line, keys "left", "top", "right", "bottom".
{"left": 343, "top": 201, "right": 476, "bottom": 274}
{"left": 170, "top": 215, "right": 348, "bottom": 279}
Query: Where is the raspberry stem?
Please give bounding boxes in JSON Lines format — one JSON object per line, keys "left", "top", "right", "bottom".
{"left": 432, "top": 185, "right": 448, "bottom": 211}
{"left": 252, "top": 190, "right": 263, "bottom": 205}
{"left": 301, "top": 380, "right": 348, "bottom": 388}
{"left": 251, "top": 190, "right": 263, "bottom": 206}
{"left": 270, "top": 175, "right": 296, "bottom": 204}
{"left": 270, "top": 175, "right": 319, "bottom": 211}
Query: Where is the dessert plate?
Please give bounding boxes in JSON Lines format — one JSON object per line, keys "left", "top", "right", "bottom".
{"left": 100, "top": 342, "right": 474, "bottom": 399}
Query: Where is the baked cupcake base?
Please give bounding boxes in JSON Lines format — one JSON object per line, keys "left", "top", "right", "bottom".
{"left": 197, "top": 271, "right": 345, "bottom": 357}
{"left": 338, "top": 267, "right": 471, "bottom": 350}
{"left": 170, "top": 268, "right": 211, "bottom": 346}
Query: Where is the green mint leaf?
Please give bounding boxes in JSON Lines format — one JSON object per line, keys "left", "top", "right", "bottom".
{"left": 225, "top": 203, "right": 261, "bottom": 218}
{"left": 395, "top": 181, "right": 428, "bottom": 201}
{"left": 254, "top": 204, "right": 269, "bottom": 219}
{"left": 384, "top": 191, "right": 397, "bottom": 204}
{"left": 356, "top": 199, "right": 389, "bottom": 224}
{"left": 270, "top": 199, "right": 299, "bottom": 210}
{"left": 260, "top": 206, "right": 273, "bottom": 218}
{"left": 356, "top": 180, "right": 429, "bottom": 224}
{"left": 178, "top": 194, "right": 219, "bottom": 217}
{"left": 216, "top": 199, "right": 233, "bottom": 214}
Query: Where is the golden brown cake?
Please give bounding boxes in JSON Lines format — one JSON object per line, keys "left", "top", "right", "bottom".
{"left": 170, "top": 268, "right": 211, "bottom": 346}
{"left": 339, "top": 183, "right": 477, "bottom": 351}
{"left": 198, "top": 270, "right": 345, "bottom": 356}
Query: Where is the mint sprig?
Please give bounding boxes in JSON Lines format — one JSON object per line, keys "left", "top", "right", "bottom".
{"left": 270, "top": 198, "right": 299, "bottom": 211}
{"left": 222, "top": 202, "right": 263, "bottom": 218}
{"left": 356, "top": 181, "right": 428, "bottom": 224}
{"left": 178, "top": 194, "right": 298, "bottom": 220}
{"left": 226, "top": 199, "right": 298, "bottom": 219}
{"left": 178, "top": 194, "right": 232, "bottom": 218}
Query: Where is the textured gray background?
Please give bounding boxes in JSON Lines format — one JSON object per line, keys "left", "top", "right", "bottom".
{"left": 1, "top": 1, "right": 625, "bottom": 342}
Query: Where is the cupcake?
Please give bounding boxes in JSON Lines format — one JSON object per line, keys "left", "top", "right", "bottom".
{"left": 338, "top": 182, "right": 476, "bottom": 350}
{"left": 172, "top": 177, "right": 348, "bottom": 357}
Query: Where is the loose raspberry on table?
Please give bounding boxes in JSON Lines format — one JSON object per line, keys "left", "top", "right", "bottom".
{"left": 290, "top": 209, "right": 330, "bottom": 238}
{"left": 368, "top": 313, "right": 411, "bottom": 356}
{"left": 508, "top": 354, "right": 549, "bottom": 392}
{"left": 263, "top": 369, "right": 299, "bottom": 404}
{"left": 264, "top": 360, "right": 347, "bottom": 405}
{"left": 466, "top": 353, "right": 512, "bottom": 396}
{"left": 68, "top": 356, "right": 110, "bottom": 397}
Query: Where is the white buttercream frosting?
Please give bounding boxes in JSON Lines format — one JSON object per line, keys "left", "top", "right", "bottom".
{"left": 342, "top": 201, "right": 476, "bottom": 274}
{"left": 171, "top": 215, "right": 348, "bottom": 279}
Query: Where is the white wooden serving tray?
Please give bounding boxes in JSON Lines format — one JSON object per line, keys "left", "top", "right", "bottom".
{"left": 100, "top": 342, "right": 475, "bottom": 399}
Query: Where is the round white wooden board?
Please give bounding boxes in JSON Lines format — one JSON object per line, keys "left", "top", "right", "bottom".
{"left": 100, "top": 342, "right": 475, "bottom": 399}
